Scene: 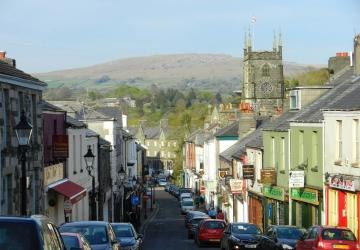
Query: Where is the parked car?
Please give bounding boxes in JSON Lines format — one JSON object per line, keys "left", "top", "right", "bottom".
{"left": 187, "top": 216, "right": 209, "bottom": 239}
{"left": 158, "top": 178, "right": 167, "bottom": 186}
{"left": 61, "top": 232, "right": 92, "bottom": 250}
{"left": 194, "top": 219, "right": 226, "bottom": 247}
{"left": 111, "top": 223, "right": 143, "bottom": 250}
{"left": 0, "top": 215, "right": 65, "bottom": 250}
{"left": 180, "top": 198, "right": 194, "bottom": 214}
{"left": 184, "top": 211, "right": 209, "bottom": 228}
{"left": 59, "top": 221, "right": 120, "bottom": 250}
{"left": 265, "top": 225, "right": 305, "bottom": 250}
{"left": 165, "top": 183, "right": 171, "bottom": 192}
{"left": 220, "top": 222, "right": 263, "bottom": 250}
{"left": 296, "top": 226, "right": 359, "bottom": 250}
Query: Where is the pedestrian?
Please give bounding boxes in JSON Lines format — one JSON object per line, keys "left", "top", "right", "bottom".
{"left": 216, "top": 209, "right": 225, "bottom": 220}
{"left": 208, "top": 206, "right": 216, "bottom": 219}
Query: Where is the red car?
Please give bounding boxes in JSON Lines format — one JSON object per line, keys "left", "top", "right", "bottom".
{"left": 194, "top": 219, "right": 226, "bottom": 247}
{"left": 296, "top": 226, "right": 359, "bottom": 250}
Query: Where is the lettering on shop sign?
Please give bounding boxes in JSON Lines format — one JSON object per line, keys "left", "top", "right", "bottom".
{"left": 329, "top": 176, "right": 355, "bottom": 192}
{"left": 243, "top": 165, "right": 255, "bottom": 180}
{"left": 291, "top": 188, "right": 319, "bottom": 205}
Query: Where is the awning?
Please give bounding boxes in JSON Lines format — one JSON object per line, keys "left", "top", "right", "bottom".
{"left": 49, "top": 179, "right": 87, "bottom": 204}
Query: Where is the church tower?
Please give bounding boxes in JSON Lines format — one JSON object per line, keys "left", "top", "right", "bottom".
{"left": 241, "top": 31, "right": 284, "bottom": 116}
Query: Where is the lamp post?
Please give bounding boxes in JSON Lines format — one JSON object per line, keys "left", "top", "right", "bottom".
{"left": 14, "top": 110, "right": 33, "bottom": 216}
{"left": 118, "top": 165, "right": 126, "bottom": 222}
{"left": 84, "top": 145, "right": 96, "bottom": 220}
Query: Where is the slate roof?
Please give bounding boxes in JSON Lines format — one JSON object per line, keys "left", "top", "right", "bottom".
{"left": 66, "top": 115, "right": 87, "bottom": 128}
{"left": 86, "top": 129, "right": 99, "bottom": 137}
{"left": 41, "top": 101, "right": 66, "bottom": 112}
{"left": 290, "top": 68, "right": 359, "bottom": 123}
{"left": 214, "top": 121, "right": 239, "bottom": 137}
{"left": 49, "top": 101, "right": 113, "bottom": 121}
{"left": 99, "top": 137, "right": 111, "bottom": 146}
{"left": 94, "top": 107, "right": 123, "bottom": 120}
{"left": 0, "top": 61, "right": 46, "bottom": 86}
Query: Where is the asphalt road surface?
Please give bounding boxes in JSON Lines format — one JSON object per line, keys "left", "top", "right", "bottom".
{"left": 143, "top": 188, "right": 218, "bottom": 250}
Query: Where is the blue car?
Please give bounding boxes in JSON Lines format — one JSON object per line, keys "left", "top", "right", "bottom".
{"left": 111, "top": 223, "right": 143, "bottom": 250}
{"left": 59, "top": 221, "right": 120, "bottom": 250}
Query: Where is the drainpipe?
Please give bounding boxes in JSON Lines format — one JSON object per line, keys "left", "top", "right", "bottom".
{"left": 322, "top": 119, "right": 326, "bottom": 225}
{"left": 288, "top": 128, "right": 292, "bottom": 226}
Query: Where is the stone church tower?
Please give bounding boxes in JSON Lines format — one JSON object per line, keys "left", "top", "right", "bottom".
{"left": 241, "top": 32, "right": 285, "bottom": 116}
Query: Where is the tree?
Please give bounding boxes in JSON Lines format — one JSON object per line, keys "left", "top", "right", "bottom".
{"left": 215, "top": 92, "right": 222, "bottom": 104}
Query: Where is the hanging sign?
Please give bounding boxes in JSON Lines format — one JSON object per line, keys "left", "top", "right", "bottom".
{"left": 229, "top": 179, "right": 243, "bottom": 194}
{"left": 131, "top": 195, "right": 140, "bottom": 206}
{"left": 243, "top": 165, "right": 255, "bottom": 179}
{"left": 289, "top": 171, "right": 304, "bottom": 188}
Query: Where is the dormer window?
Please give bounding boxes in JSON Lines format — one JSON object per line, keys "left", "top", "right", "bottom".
{"left": 290, "top": 90, "right": 300, "bottom": 110}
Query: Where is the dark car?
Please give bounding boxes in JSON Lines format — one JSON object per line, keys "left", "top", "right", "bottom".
{"left": 61, "top": 232, "right": 92, "bottom": 250}
{"left": 265, "top": 225, "right": 304, "bottom": 250}
{"left": 184, "top": 210, "right": 209, "bottom": 228}
{"left": 111, "top": 222, "right": 143, "bottom": 250}
{"left": 220, "top": 222, "right": 265, "bottom": 250}
{"left": 59, "top": 221, "right": 120, "bottom": 250}
{"left": 187, "top": 216, "right": 209, "bottom": 239}
{"left": 0, "top": 215, "right": 65, "bottom": 249}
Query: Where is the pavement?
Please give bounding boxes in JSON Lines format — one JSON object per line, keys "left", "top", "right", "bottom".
{"left": 139, "top": 189, "right": 160, "bottom": 235}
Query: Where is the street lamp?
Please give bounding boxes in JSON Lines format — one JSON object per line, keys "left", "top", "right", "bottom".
{"left": 84, "top": 145, "right": 96, "bottom": 220}
{"left": 118, "top": 165, "right": 126, "bottom": 222}
{"left": 14, "top": 110, "right": 33, "bottom": 216}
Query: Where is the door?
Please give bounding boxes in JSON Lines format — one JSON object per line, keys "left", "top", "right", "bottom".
{"left": 347, "top": 193, "right": 358, "bottom": 240}
{"left": 328, "top": 188, "right": 339, "bottom": 226}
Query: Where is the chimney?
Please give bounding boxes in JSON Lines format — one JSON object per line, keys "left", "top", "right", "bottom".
{"left": 0, "top": 51, "right": 16, "bottom": 67}
{"left": 355, "top": 34, "right": 360, "bottom": 75}
{"left": 0, "top": 51, "right": 6, "bottom": 59}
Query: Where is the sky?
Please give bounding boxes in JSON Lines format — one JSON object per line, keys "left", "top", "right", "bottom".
{"left": 1, "top": 0, "right": 359, "bottom": 73}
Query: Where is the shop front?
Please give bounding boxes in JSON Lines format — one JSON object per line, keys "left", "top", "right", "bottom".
{"left": 248, "top": 191, "right": 264, "bottom": 231}
{"left": 290, "top": 187, "right": 321, "bottom": 228}
{"left": 263, "top": 185, "right": 288, "bottom": 229}
{"left": 326, "top": 175, "right": 360, "bottom": 242}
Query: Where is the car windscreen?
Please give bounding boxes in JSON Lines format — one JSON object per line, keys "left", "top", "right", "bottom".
{"left": 204, "top": 221, "right": 225, "bottom": 229}
{"left": 321, "top": 229, "right": 356, "bottom": 241}
{"left": 232, "top": 224, "right": 261, "bottom": 235}
{"left": 60, "top": 225, "right": 108, "bottom": 245}
{"left": 276, "top": 227, "right": 303, "bottom": 239}
{"left": 113, "top": 225, "right": 134, "bottom": 238}
{"left": 182, "top": 200, "right": 193, "bottom": 206}
{"left": 62, "top": 235, "right": 80, "bottom": 248}
{"left": 0, "top": 221, "right": 40, "bottom": 249}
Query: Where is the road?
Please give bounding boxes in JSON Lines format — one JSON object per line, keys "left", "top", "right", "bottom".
{"left": 143, "top": 188, "right": 218, "bottom": 250}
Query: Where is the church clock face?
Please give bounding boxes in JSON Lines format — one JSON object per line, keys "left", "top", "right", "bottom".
{"left": 260, "top": 82, "right": 273, "bottom": 94}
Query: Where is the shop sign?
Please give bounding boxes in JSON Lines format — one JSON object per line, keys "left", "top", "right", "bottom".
{"left": 44, "top": 163, "right": 64, "bottom": 186}
{"left": 261, "top": 169, "right": 276, "bottom": 185}
{"left": 289, "top": 171, "right": 304, "bottom": 188}
{"left": 229, "top": 179, "right": 243, "bottom": 194}
{"left": 263, "top": 186, "right": 284, "bottom": 201}
{"left": 291, "top": 188, "right": 319, "bottom": 205}
{"left": 200, "top": 186, "right": 206, "bottom": 194}
{"left": 53, "top": 135, "right": 69, "bottom": 158}
{"left": 64, "top": 199, "right": 72, "bottom": 213}
{"left": 329, "top": 176, "right": 356, "bottom": 192}
{"left": 218, "top": 170, "right": 227, "bottom": 179}
{"left": 243, "top": 165, "right": 255, "bottom": 179}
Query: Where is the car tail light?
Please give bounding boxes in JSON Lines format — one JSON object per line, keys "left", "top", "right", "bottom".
{"left": 317, "top": 240, "right": 324, "bottom": 248}
{"left": 356, "top": 243, "right": 360, "bottom": 250}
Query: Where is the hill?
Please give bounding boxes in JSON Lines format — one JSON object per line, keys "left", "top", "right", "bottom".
{"left": 35, "top": 53, "right": 322, "bottom": 93}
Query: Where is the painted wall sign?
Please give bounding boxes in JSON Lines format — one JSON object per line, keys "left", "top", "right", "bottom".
{"left": 44, "top": 163, "right": 64, "bottom": 186}
{"left": 291, "top": 188, "right": 319, "bottom": 205}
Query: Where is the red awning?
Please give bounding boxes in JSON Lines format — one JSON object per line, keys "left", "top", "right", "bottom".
{"left": 50, "top": 180, "right": 87, "bottom": 204}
